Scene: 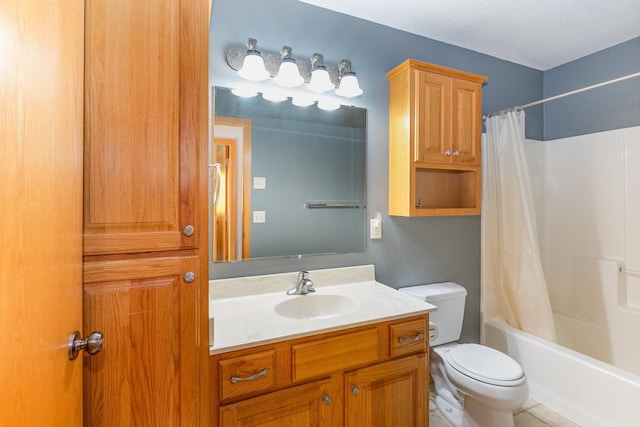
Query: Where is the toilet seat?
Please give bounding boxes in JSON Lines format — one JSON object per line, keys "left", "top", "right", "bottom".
{"left": 444, "top": 344, "right": 525, "bottom": 387}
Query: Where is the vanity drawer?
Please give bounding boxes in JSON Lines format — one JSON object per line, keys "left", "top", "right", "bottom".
{"left": 292, "top": 327, "right": 380, "bottom": 381}
{"left": 219, "top": 350, "right": 276, "bottom": 401}
{"left": 390, "top": 318, "right": 427, "bottom": 357}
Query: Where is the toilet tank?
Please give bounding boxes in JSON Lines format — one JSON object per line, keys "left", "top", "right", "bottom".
{"left": 399, "top": 282, "right": 467, "bottom": 346}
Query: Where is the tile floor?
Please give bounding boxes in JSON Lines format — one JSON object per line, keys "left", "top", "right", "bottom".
{"left": 429, "top": 390, "right": 582, "bottom": 427}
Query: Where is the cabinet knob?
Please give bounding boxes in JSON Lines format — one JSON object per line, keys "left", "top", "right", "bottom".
{"left": 453, "top": 150, "right": 460, "bottom": 157}
{"left": 183, "top": 272, "right": 195, "bottom": 283}
{"left": 350, "top": 385, "right": 360, "bottom": 396}
{"left": 444, "top": 150, "right": 452, "bottom": 156}
{"left": 183, "top": 225, "right": 195, "bottom": 237}
{"left": 322, "top": 393, "right": 331, "bottom": 405}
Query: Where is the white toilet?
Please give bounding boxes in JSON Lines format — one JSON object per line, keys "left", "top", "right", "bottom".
{"left": 399, "top": 282, "right": 528, "bottom": 427}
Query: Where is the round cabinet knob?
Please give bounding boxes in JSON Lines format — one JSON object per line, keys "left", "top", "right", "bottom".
{"left": 322, "top": 393, "right": 331, "bottom": 405}
{"left": 444, "top": 150, "right": 452, "bottom": 156}
{"left": 183, "top": 225, "right": 195, "bottom": 237}
{"left": 183, "top": 272, "right": 195, "bottom": 283}
{"left": 350, "top": 385, "right": 360, "bottom": 396}
{"left": 453, "top": 150, "right": 460, "bottom": 157}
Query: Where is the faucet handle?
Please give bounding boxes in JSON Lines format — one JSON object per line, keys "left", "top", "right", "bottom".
{"left": 298, "top": 271, "right": 309, "bottom": 280}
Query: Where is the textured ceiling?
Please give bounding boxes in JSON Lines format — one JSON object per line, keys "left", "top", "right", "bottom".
{"left": 298, "top": 0, "right": 640, "bottom": 70}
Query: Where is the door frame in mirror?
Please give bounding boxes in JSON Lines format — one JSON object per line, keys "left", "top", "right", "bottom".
{"left": 212, "top": 116, "right": 252, "bottom": 262}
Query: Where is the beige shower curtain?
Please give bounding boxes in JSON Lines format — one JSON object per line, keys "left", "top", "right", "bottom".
{"left": 484, "top": 110, "right": 556, "bottom": 342}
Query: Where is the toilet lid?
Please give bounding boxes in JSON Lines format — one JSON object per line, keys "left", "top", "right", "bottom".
{"left": 445, "top": 343, "right": 525, "bottom": 386}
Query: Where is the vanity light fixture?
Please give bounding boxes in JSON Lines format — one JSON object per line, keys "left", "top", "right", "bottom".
{"left": 307, "top": 53, "right": 334, "bottom": 93}
{"left": 273, "top": 46, "right": 304, "bottom": 88}
{"left": 335, "top": 60, "right": 363, "bottom": 98}
{"left": 237, "top": 38, "right": 270, "bottom": 81}
{"left": 226, "top": 38, "right": 363, "bottom": 108}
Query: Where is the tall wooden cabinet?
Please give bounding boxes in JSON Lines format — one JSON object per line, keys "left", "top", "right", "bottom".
{"left": 388, "top": 59, "right": 487, "bottom": 216}
{"left": 82, "top": 0, "right": 210, "bottom": 425}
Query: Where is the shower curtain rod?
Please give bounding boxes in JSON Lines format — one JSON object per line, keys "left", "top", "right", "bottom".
{"left": 483, "top": 71, "right": 640, "bottom": 119}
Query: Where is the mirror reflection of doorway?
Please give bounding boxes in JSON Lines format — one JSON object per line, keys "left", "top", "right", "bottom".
{"left": 212, "top": 116, "right": 252, "bottom": 262}
{"left": 212, "top": 139, "right": 236, "bottom": 261}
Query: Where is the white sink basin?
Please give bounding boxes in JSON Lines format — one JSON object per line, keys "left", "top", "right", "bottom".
{"left": 274, "top": 294, "right": 358, "bottom": 320}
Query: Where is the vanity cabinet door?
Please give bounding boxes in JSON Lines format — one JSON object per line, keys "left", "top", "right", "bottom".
{"left": 345, "top": 354, "right": 428, "bottom": 427}
{"left": 83, "top": 255, "right": 200, "bottom": 427}
{"left": 219, "top": 379, "right": 337, "bottom": 427}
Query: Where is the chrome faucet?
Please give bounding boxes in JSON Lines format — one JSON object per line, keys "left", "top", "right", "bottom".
{"left": 287, "top": 271, "right": 315, "bottom": 295}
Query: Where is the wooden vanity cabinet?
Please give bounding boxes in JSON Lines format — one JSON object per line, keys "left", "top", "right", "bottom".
{"left": 388, "top": 59, "right": 487, "bottom": 216}
{"left": 211, "top": 314, "right": 429, "bottom": 427}
{"left": 82, "top": 0, "right": 210, "bottom": 425}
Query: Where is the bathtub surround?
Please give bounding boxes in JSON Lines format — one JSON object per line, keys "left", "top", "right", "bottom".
{"left": 526, "top": 126, "right": 640, "bottom": 375}
{"left": 483, "top": 127, "right": 640, "bottom": 425}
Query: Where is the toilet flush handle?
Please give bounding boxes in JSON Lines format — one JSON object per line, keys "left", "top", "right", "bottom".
{"left": 429, "top": 322, "right": 439, "bottom": 340}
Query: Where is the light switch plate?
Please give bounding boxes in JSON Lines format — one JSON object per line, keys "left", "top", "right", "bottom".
{"left": 253, "top": 210, "right": 266, "bottom": 223}
{"left": 253, "top": 177, "right": 266, "bottom": 189}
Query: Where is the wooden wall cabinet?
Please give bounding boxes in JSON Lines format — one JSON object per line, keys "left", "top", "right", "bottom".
{"left": 82, "top": 0, "right": 210, "bottom": 425}
{"left": 211, "top": 315, "right": 429, "bottom": 427}
{"left": 388, "top": 59, "right": 487, "bottom": 216}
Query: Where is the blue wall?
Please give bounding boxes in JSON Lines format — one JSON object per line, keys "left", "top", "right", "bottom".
{"left": 209, "top": 0, "right": 638, "bottom": 343}
{"left": 543, "top": 37, "right": 640, "bottom": 140}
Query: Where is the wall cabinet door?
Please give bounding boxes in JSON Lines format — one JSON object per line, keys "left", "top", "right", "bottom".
{"left": 83, "top": 0, "right": 207, "bottom": 255}
{"left": 83, "top": 255, "right": 200, "bottom": 427}
{"left": 415, "top": 70, "right": 451, "bottom": 164}
{"left": 219, "top": 379, "right": 336, "bottom": 427}
{"left": 451, "top": 78, "right": 482, "bottom": 166}
{"left": 414, "top": 70, "right": 482, "bottom": 166}
{"left": 345, "top": 355, "right": 428, "bottom": 426}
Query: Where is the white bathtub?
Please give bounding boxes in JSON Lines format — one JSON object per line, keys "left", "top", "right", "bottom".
{"left": 484, "top": 318, "right": 640, "bottom": 427}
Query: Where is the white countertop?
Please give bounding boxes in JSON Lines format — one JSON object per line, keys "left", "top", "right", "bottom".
{"left": 209, "top": 265, "right": 436, "bottom": 354}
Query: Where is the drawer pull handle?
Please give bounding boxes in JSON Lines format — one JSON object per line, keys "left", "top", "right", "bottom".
{"left": 230, "top": 368, "right": 268, "bottom": 384}
{"left": 398, "top": 333, "right": 424, "bottom": 344}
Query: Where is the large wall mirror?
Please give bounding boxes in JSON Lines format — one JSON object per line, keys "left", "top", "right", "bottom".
{"left": 212, "top": 86, "right": 367, "bottom": 262}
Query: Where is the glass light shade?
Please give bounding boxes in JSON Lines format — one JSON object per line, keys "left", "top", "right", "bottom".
{"left": 262, "top": 89, "right": 287, "bottom": 102}
{"left": 231, "top": 86, "right": 258, "bottom": 98}
{"left": 307, "top": 67, "right": 334, "bottom": 93}
{"left": 291, "top": 93, "right": 316, "bottom": 107}
{"left": 274, "top": 59, "right": 304, "bottom": 87}
{"left": 317, "top": 98, "right": 341, "bottom": 111}
{"left": 237, "top": 52, "right": 270, "bottom": 81}
{"left": 335, "top": 73, "right": 363, "bottom": 98}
